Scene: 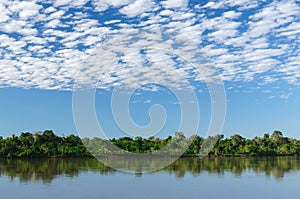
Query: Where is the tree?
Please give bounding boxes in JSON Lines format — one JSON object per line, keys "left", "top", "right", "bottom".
{"left": 271, "top": 130, "right": 283, "bottom": 140}
{"left": 231, "top": 134, "right": 245, "bottom": 147}
{"left": 174, "top": 132, "right": 185, "bottom": 140}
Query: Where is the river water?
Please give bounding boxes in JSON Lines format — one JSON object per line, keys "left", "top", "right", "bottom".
{"left": 0, "top": 157, "right": 299, "bottom": 199}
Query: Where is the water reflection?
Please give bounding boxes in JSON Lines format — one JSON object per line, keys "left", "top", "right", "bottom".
{"left": 0, "top": 157, "right": 299, "bottom": 183}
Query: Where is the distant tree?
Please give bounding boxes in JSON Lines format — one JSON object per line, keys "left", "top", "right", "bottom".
{"left": 271, "top": 131, "right": 283, "bottom": 139}
{"left": 175, "top": 132, "right": 186, "bottom": 140}
{"left": 231, "top": 134, "right": 245, "bottom": 147}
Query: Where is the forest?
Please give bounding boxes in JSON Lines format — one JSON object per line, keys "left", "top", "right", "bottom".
{"left": 0, "top": 130, "right": 300, "bottom": 158}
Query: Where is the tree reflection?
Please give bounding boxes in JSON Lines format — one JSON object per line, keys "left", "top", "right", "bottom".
{"left": 0, "top": 157, "right": 299, "bottom": 183}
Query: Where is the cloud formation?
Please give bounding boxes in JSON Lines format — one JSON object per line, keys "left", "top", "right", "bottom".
{"left": 0, "top": 0, "right": 299, "bottom": 91}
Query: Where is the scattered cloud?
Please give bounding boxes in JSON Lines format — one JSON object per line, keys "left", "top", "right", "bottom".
{"left": 104, "top": 20, "right": 121, "bottom": 25}
{"left": 267, "top": 95, "right": 276, "bottom": 99}
{"left": 119, "top": 0, "right": 156, "bottom": 17}
{"left": 161, "top": 0, "right": 188, "bottom": 9}
{"left": 0, "top": 0, "right": 299, "bottom": 93}
{"left": 143, "top": 99, "right": 152, "bottom": 104}
{"left": 280, "top": 93, "right": 292, "bottom": 99}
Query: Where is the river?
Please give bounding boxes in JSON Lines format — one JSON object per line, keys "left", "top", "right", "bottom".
{"left": 0, "top": 157, "right": 299, "bottom": 199}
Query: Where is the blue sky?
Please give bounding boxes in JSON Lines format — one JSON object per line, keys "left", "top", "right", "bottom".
{"left": 0, "top": 0, "right": 300, "bottom": 139}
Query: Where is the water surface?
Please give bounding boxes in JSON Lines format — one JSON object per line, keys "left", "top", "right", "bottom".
{"left": 1, "top": 157, "right": 299, "bottom": 199}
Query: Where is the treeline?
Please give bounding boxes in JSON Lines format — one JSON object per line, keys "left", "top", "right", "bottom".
{"left": 1, "top": 130, "right": 300, "bottom": 158}
{"left": 212, "top": 131, "right": 300, "bottom": 156}
{"left": 0, "top": 130, "right": 90, "bottom": 158}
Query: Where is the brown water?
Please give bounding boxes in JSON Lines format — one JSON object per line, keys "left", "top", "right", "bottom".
{"left": 1, "top": 157, "right": 299, "bottom": 199}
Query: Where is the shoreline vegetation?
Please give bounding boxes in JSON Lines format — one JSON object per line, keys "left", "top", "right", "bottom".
{"left": 0, "top": 130, "right": 300, "bottom": 158}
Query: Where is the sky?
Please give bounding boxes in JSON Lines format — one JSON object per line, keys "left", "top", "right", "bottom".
{"left": 0, "top": 0, "right": 300, "bottom": 139}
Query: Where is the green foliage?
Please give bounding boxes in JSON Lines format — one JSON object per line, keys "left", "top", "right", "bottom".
{"left": 0, "top": 130, "right": 90, "bottom": 158}
{"left": 0, "top": 130, "right": 300, "bottom": 158}
{"left": 212, "top": 130, "right": 300, "bottom": 156}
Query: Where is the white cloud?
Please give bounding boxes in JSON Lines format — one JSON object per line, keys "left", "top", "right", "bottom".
{"left": 93, "top": 0, "right": 135, "bottom": 12}
{"left": 160, "top": 9, "right": 174, "bottom": 16}
{"left": 0, "top": 3, "right": 9, "bottom": 22}
{"left": 110, "top": 0, "right": 135, "bottom": 7}
{"left": 222, "top": 11, "right": 242, "bottom": 19}
{"left": 144, "top": 99, "right": 151, "bottom": 103}
{"left": 19, "top": 9, "right": 39, "bottom": 19}
{"left": 48, "top": 10, "right": 65, "bottom": 20}
{"left": 2, "top": 20, "right": 26, "bottom": 33}
{"left": 44, "top": 6, "right": 57, "bottom": 14}
{"left": 104, "top": 20, "right": 121, "bottom": 25}
{"left": 18, "top": 28, "right": 38, "bottom": 36}
{"left": 267, "top": 95, "right": 276, "bottom": 99}
{"left": 54, "top": 0, "right": 73, "bottom": 7}
{"left": 203, "top": 2, "right": 215, "bottom": 8}
{"left": 280, "top": 93, "right": 292, "bottom": 99}
{"left": 0, "top": 0, "right": 299, "bottom": 92}
{"left": 8, "top": 1, "right": 42, "bottom": 20}
{"left": 45, "top": 19, "right": 61, "bottom": 28}
{"left": 205, "top": 0, "right": 259, "bottom": 10}
{"left": 119, "top": 0, "right": 155, "bottom": 17}
{"left": 161, "top": 0, "right": 188, "bottom": 9}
